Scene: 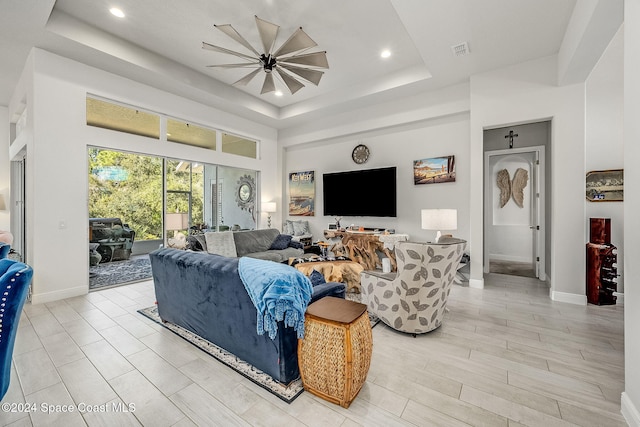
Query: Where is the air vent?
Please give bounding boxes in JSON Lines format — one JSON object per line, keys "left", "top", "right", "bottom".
{"left": 451, "top": 42, "right": 470, "bottom": 57}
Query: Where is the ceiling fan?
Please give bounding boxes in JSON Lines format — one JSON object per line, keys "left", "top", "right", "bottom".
{"left": 203, "top": 16, "right": 329, "bottom": 95}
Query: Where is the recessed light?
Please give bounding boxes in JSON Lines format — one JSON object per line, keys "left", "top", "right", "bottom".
{"left": 275, "top": 91, "right": 283, "bottom": 97}
{"left": 110, "top": 7, "right": 125, "bottom": 18}
{"left": 380, "top": 50, "right": 391, "bottom": 59}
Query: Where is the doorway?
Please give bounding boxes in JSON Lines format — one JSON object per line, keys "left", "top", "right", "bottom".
{"left": 10, "top": 155, "right": 26, "bottom": 261}
{"left": 484, "top": 147, "right": 545, "bottom": 279}
{"left": 483, "top": 121, "right": 549, "bottom": 281}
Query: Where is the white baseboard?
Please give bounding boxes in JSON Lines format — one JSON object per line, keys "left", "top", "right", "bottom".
{"left": 469, "top": 278, "right": 484, "bottom": 289}
{"left": 489, "top": 254, "right": 531, "bottom": 263}
{"left": 31, "top": 285, "right": 87, "bottom": 304}
{"left": 549, "top": 289, "right": 586, "bottom": 305}
{"left": 614, "top": 292, "right": 624, "bottom": 305}
{"left": 622, "top": 392, "right": 640, "bottom": 427}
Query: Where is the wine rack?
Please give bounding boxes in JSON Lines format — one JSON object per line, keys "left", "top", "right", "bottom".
{"left": 586, "top": 218, "right": 618, "bottom": 305}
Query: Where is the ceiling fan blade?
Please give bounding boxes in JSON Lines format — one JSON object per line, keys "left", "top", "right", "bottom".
{"left": 233, "top": 68, "right": 263, "bottom": 86}
{"left": 261, "top": 73, "right": 276, "bottom": 94}
{"left": 214, "top": 24, "right": 261, "bottom": 56}
{"left": 275, "top": 69, "right": 305, "bottom": 94}
{"left": 255, "top": 16, "right": 279, "bottom": 55}
{"left": 279, "top": 51, "right": 329, "bottom": 68}
{"left": 278, "top": 64, "right": 324, "bottom": 85}
{"left": 273, "top": 28, "right": 317, "bottom": 57}
{"left": 202, "top": 42, "right": 257, "bottom": 62}
{"left": 206, "top": 62, "right": 260, "bottom": 68}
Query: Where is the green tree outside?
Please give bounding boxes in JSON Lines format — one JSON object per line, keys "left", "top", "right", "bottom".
{"left": 88, "top": 149, "right": 204, "bottom": 240}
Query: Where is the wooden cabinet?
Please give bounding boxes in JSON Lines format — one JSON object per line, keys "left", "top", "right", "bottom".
{"left": 586, "top": 218, "right": 618, "bottom": 305}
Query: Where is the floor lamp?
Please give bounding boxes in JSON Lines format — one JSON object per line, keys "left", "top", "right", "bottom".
{"left": 262, "top": 202, "right": 276, "bottom": 228}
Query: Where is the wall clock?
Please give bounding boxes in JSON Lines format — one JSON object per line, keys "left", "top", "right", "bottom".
{"left": 352, "top": 144, "right": 370, "bottom": 164}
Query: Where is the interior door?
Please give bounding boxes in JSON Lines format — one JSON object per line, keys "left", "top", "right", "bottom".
{"left": 484, "top": 147, "right": 544, "bottom": 279}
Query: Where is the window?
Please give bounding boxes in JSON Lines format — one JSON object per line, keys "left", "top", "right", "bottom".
{"left": 86, "top": 97, "right": 160, "bottom": 139}
{"left": 167, "top": 119, "right": 216, "bottom": 150}
{"left": 86, "top": 96, "right": 259, "bottom": 159}
{"left": 222, "top": 133, "right": 257, "bottom": 159}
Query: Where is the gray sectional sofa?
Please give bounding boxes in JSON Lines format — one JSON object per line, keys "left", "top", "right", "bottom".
{"left": 189, "top": 228, "right": 303, "bottom": 263}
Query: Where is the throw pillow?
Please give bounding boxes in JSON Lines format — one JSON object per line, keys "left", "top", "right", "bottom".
{"left": 288, "top": 240, "right": 303, "bottom": 250}
{"left": 204, "top": 231, "right": 237, "bottom": 258}
{"left": 292, "top": 220, "right": 310, "bottom": 236}
{"left": 186, "top": 235, "right": 204, "bottom": 251}
{"left": 269, "top": 234, "right": 293, "bottom": 250}
{"left": 309, "top": 269, "right": 326, "bottom": 286}
{"left": 284, "top": 220, "right": 294, "bottom": 235}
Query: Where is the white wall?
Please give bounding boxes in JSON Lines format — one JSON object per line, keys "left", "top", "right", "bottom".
{"left": 0, "top": 106, "right": 9, "bottom": 231}
{"left": 284, "top": 113, "right": 470, "bottom": 245}
{"left": 11, "top": 49, "right": 279, "bottom": 303}
{"left": 622, "top": 1, "right": 640, "bottom": 424}
{"left": 470, "top": 56, "right": 586, "bottom": 300}
{"left": 585, "top": 26, "right": 625, "bottom": 293}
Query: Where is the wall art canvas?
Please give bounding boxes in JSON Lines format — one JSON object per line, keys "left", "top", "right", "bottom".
{"left": 586, "top": 169, "right": 623, "bottom": 202}
{"left": 289, "top": 171, "right": 315, "bottom": 216}
{"left": 413, "top": 156, "right": 456, "bottom": 185}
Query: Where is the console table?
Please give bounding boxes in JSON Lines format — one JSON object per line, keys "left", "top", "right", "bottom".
{"left": 323, "top": 230, "right": 408, "bottom": 271}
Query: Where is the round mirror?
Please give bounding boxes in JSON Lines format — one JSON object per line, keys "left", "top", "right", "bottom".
{"left": 238, "top": 183, "right": 252, "bottom": 202}
{"left": 235, "top": 174, "right": 256, "bottom": 219}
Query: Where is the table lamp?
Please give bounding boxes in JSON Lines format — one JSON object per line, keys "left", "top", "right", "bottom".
{"left": 421, "top": 209, "right": 457, "bottom": 242}
{"left": 165, "top": 212, "right": 189, "bottom": 236}
{"left": 262, "top": 202, "right": 276, "bottom": 228}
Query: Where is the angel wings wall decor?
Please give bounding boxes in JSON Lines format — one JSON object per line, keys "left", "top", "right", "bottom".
{"left": 497, "top": 168, "right": 529, "bottom": 208}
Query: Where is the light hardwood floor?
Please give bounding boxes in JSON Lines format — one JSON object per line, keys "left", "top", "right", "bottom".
{"left": 0, "top": 273, "right": 626, "bottom": 427}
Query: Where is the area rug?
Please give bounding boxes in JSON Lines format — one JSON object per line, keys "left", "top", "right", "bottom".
{"left": 89, "top": 258, "right": 152, "bottom": 290}
{"left": 137, "top": 305, "right": 304, "bottom": 403}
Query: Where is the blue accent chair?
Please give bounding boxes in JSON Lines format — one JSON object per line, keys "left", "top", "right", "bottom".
{"left": 0, "top": 243, "right": 9, "bottom": 260}
{"left": 0, "top": 259, "right": 33, "bottom": 400}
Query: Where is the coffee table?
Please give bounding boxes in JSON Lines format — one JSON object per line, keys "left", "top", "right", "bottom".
{"left": 293, "top": 259, "right": 364, "bottom": 293}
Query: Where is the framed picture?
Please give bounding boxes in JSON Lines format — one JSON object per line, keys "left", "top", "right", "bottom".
{"left": 413, "top": 155, "right": 456, "bottom": 185}
{"left": 289, "top": 171, "right": 315, "bottom": 215}
{"left": 586, "top": 169, "right": 623, "bottom": 202}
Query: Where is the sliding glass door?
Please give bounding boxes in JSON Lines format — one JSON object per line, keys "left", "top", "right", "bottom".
{"left": 89, "top": 148, "right": 259, "bottom": 257}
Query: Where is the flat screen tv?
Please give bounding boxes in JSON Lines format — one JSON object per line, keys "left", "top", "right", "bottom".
{"left": 323, "top": 167, "right": 397, "bottom": 217}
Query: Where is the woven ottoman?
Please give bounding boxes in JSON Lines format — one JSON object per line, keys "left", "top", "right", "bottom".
{"left": 298, "top": 296, "right": 373, "bottom": 408}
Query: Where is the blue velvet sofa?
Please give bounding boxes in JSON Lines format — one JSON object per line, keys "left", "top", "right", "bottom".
{"left": 0, "top": 243, "right": 10, "bottom": 259}
{"left": 0, "top": 259, "right": 33, "bottom": 400}
{"left": 149, "top": 248, "right": 345, "bottom": 384}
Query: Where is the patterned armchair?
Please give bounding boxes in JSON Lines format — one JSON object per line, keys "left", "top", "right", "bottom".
{"left": 360, "top": 239, "right": 466, "bottom": 335}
